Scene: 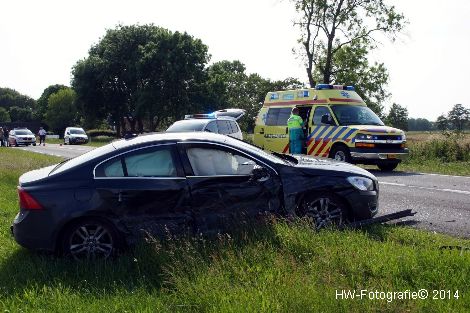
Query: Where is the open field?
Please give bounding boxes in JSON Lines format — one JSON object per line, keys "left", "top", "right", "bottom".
{"left": 0, "top": 149, "right": 469, "bottom": 311}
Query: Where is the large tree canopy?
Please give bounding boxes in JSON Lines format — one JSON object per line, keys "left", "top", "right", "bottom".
{"left": 72, "top": 24, "right": 209, "bottom": 135}
{"left": 205, "top": 60, "right": 303, "bottom": 132}
{"left": 0, "top": 87, "right": 36, "bottom": 111}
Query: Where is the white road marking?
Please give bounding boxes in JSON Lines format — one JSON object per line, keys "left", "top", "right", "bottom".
{"left": 407, "top": 172, "right": 470, "bottom": 179}
{"left": 380, "top": 181, "right": 470, "bottom": 195}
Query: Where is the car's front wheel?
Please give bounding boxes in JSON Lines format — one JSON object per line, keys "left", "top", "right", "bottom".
{"left": 297, "top": 194, "right": 349, "bottom": 229}
{"left": 329, "top": 145, "right": 351, "bottom": 163}
{"left": 62, "top": 219, "right": 120, "bottom": 260}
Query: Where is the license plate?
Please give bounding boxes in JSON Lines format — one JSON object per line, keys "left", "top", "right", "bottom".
{"left": 387, "top": 154, "right": 397, "bottom": 159}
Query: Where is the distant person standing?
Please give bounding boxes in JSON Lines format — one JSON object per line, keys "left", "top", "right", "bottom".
{"left": 0, "top": 127, "right": 4, "bottom": 147}
{"left": 3, "top": 127, "right": 9, "bottom": 146}
{"left": 38, "top": 127, "right": 47, "bottom": 146}
{"left": 287, "top": 107, "right": 304, "bottom": 154}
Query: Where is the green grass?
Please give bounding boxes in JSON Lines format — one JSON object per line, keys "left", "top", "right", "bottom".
{"left": 0, "top": 149, "right": 469, "bottom": 312}
{"left": 43, "top": 136, "right": 115, "bottom": 147}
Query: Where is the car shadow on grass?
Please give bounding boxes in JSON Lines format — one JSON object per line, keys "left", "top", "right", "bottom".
{"left": 0, "top": 220, "right": 281, "bottom": 296}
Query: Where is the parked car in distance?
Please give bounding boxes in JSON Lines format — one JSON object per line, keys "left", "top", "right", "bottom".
{"left": 64, "top": 127, "right": 89, "bottom": 145}
{"left": 8, "top": 128, "right": 36, "bottom": 147}
{"left": 166, "top": 109, "right": 245, "bottom": 140}
{"left": 12, "top": 132, "right": 379, "bottom": 260}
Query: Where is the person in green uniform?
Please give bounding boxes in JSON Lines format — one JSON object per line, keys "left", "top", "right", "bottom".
{"left": 287, "top": 107, "right": 304, "bottom": 154}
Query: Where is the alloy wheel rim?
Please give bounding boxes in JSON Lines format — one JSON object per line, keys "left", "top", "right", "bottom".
{"left": 68, "top": 224, "right": 113, "bottom": 260}
{"left": 304, "top": 197, "right": 343, "bottom": 229}
{"left": 334, "top": 151, "right": 346, "bottom": 161}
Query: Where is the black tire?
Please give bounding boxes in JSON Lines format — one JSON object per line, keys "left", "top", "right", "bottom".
{"left": 64, "top": 139, "right": 67, "bottom": 145}
{"left": 33, "top": 143, "right": 36, "bottom": 146}
{"left": 297, "top": 193, "right": 349, "bottom": 229}
{"left": 377, "top": 162, "right": 399, "bottom": 171}
{"left": 14, "top": 140, "right": 18, "bottom": 147}
{"left": 62, "top": 218, "right": 120, "bottom": 261}
{"left": 329, "top": 145, "right": 351, "bottom": 163}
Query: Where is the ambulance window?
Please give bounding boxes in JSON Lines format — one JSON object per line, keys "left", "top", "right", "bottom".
{"left": 266, "top": 108, "right": 292, "bottom": 126}
{"left": 277, "top": 108, "right": 291, "bottom": 125}
{"left": 266, "top": 109, "right": 279, "bottom": 125}
{"left": 313, "top": 107, "right": 331, "bottom": 125}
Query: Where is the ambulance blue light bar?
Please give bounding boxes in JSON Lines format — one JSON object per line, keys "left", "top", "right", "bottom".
{"left": 184, "top": 113, "right": 216, "bottom": 119}
{"left": 315, "top": 84, "right": 355, "bottom": 91}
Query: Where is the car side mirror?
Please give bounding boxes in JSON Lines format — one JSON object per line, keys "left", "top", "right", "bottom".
{"left": 250, "top": 166, "right": 269, "bottom": 181}
{"left": 321, "top": 114, "right": 333, "bottom": 125}
{"left": 66, "top": 132, "right": 70, "bottom": 135}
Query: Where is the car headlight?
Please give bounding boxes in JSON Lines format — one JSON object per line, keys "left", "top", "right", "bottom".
{"left": 347, "top": 176, "right": 374, "bottom": 191}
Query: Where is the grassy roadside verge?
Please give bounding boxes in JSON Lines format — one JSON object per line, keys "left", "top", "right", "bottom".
{"left": 0, "top": 149, "right": 469, "bottom": 311}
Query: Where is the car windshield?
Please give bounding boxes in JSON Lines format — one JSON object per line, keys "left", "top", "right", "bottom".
{"left": 15, "top": 130, "right": 33, "bottom": 135}
{"left": 166, "top": 120, "right": 206, "bottom": 132}
{"left": 331, "top": 105, "right": 384, "bottom": 126}
{"left": 70, "top": 129, "right": 86, "bottom": 134}
{"left": 224, "top": 138, "right": 291, "bottom": 165}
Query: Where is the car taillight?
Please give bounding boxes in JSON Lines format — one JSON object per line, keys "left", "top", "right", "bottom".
{"left": 18, "top": 187, "right": 43, "bottom": 210}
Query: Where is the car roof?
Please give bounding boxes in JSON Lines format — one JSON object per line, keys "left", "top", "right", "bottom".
{"left": 183, "top": 116, "right": 237, "bottom": 121}
{"left": 112, "top": 132, "right": 238, "bottom": 150}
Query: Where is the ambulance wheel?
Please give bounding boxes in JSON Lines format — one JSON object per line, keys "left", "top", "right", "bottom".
{"left": 378, "top": 162, "right": 399, "bottom": 171}
{"left": 330, "top": 145, "right": 351, "bottom": 163}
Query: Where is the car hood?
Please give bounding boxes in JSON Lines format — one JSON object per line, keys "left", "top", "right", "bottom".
{"left": 349, "top": 125, "right": 404, "bottom": 135}
{"left": 291, "top": 155, "right": 376, "bottom": 179}
{"left": 19, "top": 164, "right": 57, "bottom": 185}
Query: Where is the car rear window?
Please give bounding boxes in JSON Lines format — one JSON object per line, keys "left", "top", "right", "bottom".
{"left": 50, "top": 143, "right": 116, "bottom": 175}
{"left": 167, "top": 120, "right": 206, "bottom": 132}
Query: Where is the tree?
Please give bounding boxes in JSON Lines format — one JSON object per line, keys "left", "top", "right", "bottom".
{"left": 408, "top": 118, "right": 434, "bottom": 131}
{"left": 8, "top": 106, "right": 33, "bottom": 122}
{"left": 44, "top": 88, "right": 77, "bottom": 134}
{"left": 205, "top": 60, "right": 303, "bottom": 132}
{"left": 436, "top": 114, "right": 449, "bottom": 132}
{"left": 293, "top": 0, "right": 405, "bottom": 86}
{"left": 313, "top": 39, "right": 389, "bottom": 115}
{"left": 35, "top": 84, "right": 68, "bottom": 122}
{"left": 72, "top": 24, "right": 209, "bottom": 136}
{"left": 447, "top": 104, "right": 470, "bottom": 132}
{"left": 0, "top": 87, "right": 36, "bottom": 111}
{"left": 386, "top": 103, "right": 408, "bottom": 130}
{"left": 0, "top": 107, "right": 11, "bottom": 122}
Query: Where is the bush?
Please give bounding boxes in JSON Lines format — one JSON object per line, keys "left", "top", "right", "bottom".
{"left": 408, "top": 138, "right": 470, "bottom": 162}
{"left": 86, "top": 129, "right": 116, "bottom": 137}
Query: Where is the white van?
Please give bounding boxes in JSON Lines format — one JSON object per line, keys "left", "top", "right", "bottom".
{"left": 64, "top": 127, "right": 89, "bottom": 145}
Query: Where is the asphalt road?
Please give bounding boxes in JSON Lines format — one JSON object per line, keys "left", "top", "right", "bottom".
{"left": 13, "top": 144, "right": 470, "bottom": 238}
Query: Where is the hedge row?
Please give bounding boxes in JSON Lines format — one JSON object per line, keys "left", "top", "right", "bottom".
{"left": 86, "top": 129, "right": 116, "bottom": 137}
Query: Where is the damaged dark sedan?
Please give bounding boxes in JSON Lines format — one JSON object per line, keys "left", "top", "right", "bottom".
{"left": 12, "top": 132, "right": 379, "bottom": 260}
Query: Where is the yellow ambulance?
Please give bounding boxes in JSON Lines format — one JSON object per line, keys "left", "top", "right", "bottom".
{"left": 253, "top": 84, "right": 408, "bottom": 171}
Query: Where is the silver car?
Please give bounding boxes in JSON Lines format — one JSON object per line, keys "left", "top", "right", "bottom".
{"left": 166, "top": 109, "right": 245, "bottom": 140}
{"left": 8, "top": 128, "right": 36, "bottom": 146}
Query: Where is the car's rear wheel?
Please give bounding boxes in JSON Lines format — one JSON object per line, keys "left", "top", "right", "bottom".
{"left": 62, "top": 219, "right": 119, "bottom": 260}
{"left": 377, "top": 162, "right": 399, "bottom": 171}
{"left": 329, "top": 145, "right": 351, "bottom": 163}
{"left": 297, "top": 194, "right": 349, "bottom": 229}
